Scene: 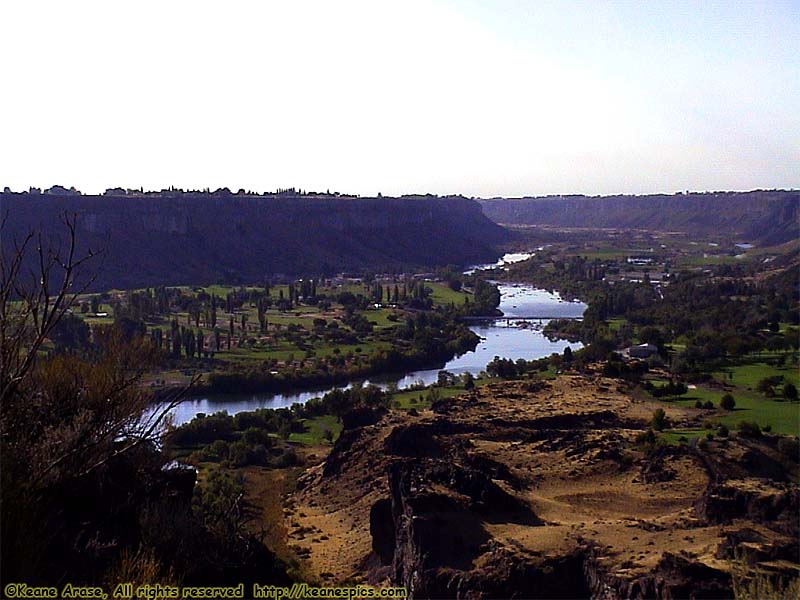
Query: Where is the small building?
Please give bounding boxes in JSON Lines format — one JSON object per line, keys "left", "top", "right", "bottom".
{"left": 622, "top": 343, "right": 659, "bottom": 359}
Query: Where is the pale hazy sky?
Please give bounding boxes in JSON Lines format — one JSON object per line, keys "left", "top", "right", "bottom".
{"left": 1, "top": 0, "right": 798, "bottom": 197}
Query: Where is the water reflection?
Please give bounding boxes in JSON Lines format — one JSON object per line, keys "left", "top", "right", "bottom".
{"left": 168, "top": 282, "right": 585, "bottom": 425}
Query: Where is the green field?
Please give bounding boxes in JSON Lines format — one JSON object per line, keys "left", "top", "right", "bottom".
{"left": 651, "top": 379, "right": 800, "bottom": 436}
{"left": 392, "top": 385, "right": 465, "bottom": 410}
{"left": 289, "top": 415, "right": 342, "bottom": 446}
{"left": 606, "top": 318, "right": 628, "bottom": 332}
{"left": 683, "top": 255, "right": 743, "bottom": 266}
{"left": 660, "top": 428, "right": 707, "bottom": 445}
{"left": 427, "top": 281, "right": 471, "bottom": 307}
{"left": 714, "top": 362, "right": 799, "bottom": 391}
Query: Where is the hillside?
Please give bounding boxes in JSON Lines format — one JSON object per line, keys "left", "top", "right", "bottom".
{"left": 288, "top": 376, "right": 799, "bottom": 596}
{"left": 479, "top": 190, "right": 799, "bottom": 245}
{"left": 1, "top": 192, "right": 509, "bottom": 290}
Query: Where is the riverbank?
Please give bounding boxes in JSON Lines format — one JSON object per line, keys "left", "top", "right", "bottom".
{"left": 164, "top": 284, "right": 586, "bottom": 425}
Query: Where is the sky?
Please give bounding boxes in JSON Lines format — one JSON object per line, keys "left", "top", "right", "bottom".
{"left": 1, "top": 0, "right": 798, "bottom": 197}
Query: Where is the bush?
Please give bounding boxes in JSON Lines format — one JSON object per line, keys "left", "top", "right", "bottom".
{"left": 703, "top": 400, "right": 715, "bottom": 410}
{"left": 694, "top": 400, "right": 703, "bottom": 409}
{"left": 777, "top": 437, "right": 799, "bottom": 459}
{"left": 651, "top": 408, "right": 668, "bottom": 432}
{"left": 717, "top": 424, "right": 729, "bottom": 437}
{"left": 226, "top": 440, "right": 269, "bottom": 467}
{"left": 635, "top": 428, "right": 657, "bottom": 446}
{"left": 273, "top": 447, "right": 299, "bottom": 468}
{"left": 202, "top": 439, "right": 230, "bottom": 461}
{"left": 783, "top": 382, "right": 798, "bottom": 401}
{"left": 242, "top": 427, "right": 273, "bottom": 447}
{"left": 737, "top": 421, "right": 762, "bottom": 438}
{"left": 720, "top": 394, "right": 736, "bottom": 411}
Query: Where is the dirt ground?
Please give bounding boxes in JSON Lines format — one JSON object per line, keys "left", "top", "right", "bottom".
{"left": 243, "top": 374, "right": 799, "bottom": 594}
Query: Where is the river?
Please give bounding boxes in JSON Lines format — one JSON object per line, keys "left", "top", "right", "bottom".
{"left": 166, "top": 273, "right": 586, "bottom": 426}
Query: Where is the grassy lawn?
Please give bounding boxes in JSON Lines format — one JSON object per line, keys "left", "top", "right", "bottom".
{"left": 714, "top": 361, "right": 799, "bottom": 390}
{"left": 660, "top": 428, "right": 707, "bottom": 445}
{"left": 534, "top": 367, "right": 559, "bottom": 380}
{"left": 652, "top": 383, "right": 799, "bottom": 436}
{"left": 606, "top": 318, "right": 628, "bottom": 332}
{"left": 683, "top": 255, "right": 742, "bottom": 266}
{"left": 714, "top": 396, "right": 799, "bottom": 436}
{"left": 391, "top": 377, "right": 493, "bottom": 410}
{"left": 313, "top": 340, "right": 390, "bottom": 358}
{"left": 570, "top": 250, "right": 632, "bottom": 260}
{"left": 427, "top": 282, "right": 471, "bottom": 308}
{"left": 392, "top": 385, "right": 466, "bottom": 410}
{"left": 289, "top": 415, "right": 342, "bottom": 445}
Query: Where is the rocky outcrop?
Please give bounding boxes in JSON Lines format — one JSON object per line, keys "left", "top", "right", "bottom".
{"left": 694, "top": 479, "right": 800, "bottom": 534}
{"left": 583, "top": 550, "right": 732, "bottom": 600}
{"left": 291, "top": 377, "right": 799, "bottom": 598}
{"left": 386, "top": 459, "right": 539, "bottom": 598}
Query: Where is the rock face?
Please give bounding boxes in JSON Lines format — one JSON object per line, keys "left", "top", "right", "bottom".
{"left": 289, "top": 377, "right": 800, "bottom": 598}
{"left": 695, "top": 479, "right": 800, "bottom": 533}
{"left": 1, "top": 192, "right": 508, "bottom": 290}
{"left": 479, "top": 190, "right": 800, "bottom": 245}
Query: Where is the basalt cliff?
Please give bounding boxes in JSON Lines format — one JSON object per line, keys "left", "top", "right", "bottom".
{"left": 288, "top": 376, "right": 799, "bottom": 599}
{"left": 480, "top": 190, "right": 799, "bottom": 245}
{"left": 1, "top": 192, "right": 508, "bottom": 290}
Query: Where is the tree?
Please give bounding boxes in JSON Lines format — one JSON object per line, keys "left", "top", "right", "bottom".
{"left": 756, "top": 377, "right": 777, "bottom": 397}
{"left": 563, "top": 346, "right": 573, "bottom": 363}
{"left": 462, "top": 371, "right": 475, "bottom": 390}
{"left": 50, "top": 313, "right": 91, "bottom": 352}
{"left": 1, "top": 214, "right": 195, "bottom": 583}
{"left": 651, "top": 408, "right": 668, "bottom": 431}
{"left": 783, "top": 383, "right": 798, "bottom": 401}
{"left": 639, "top": 326, "right": 665, "bottom": 348}
{"left": 720, "top": 393, "right": 736, "bottom": 411}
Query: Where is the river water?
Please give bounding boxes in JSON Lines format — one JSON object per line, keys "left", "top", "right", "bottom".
{"left": 167, "top": 256, "right": 585, "bottom": 425}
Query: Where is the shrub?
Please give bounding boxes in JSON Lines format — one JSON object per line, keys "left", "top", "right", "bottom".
{"left": 720, "top": 394, "right": 736, "bottom": 411}
{"left": 694, "top": 400, "right": 703, "bottom": 409}
{"left": 737, "top": 421, "right": 762, "bottom": 438}
{"left": 242, "top": 427, "right": 273, "bottom": 447}
{"left": 777, "top": 437, "right": 799, "bottom": 459}
{"left": 703, "top": 400, "right": 715, "bottom": 410}
{"left": 273, "top": 447, "right": 299, "bottom": 468}
{"left": 202, "top": 439, "right": 230, "bottom": 461}
{"left": 717, "top": 424, "right": 729, "bottom": 437}
{"left": 783, "top": 382, "right": 798, "bottom": 401}
{"left": 635, "top": 428, "right": 657, "bottom": 446}
{"left": 651, "top": 408, "right": 668, "bottom": 432}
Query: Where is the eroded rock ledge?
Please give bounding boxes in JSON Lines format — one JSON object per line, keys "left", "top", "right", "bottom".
{"left": 290, "top": 376, "right": 799, "bottom": 598}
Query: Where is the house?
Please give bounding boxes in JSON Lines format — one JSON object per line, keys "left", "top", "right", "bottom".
{"left": 622, "top": 343, "right": 659, "bottom": 359}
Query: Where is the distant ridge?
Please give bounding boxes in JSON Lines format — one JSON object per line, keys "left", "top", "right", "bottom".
{"left": 1, "top": 192, "right": 509, "bottom": 291}
{"left": 479, "top": 190, "right": 799, "bottom": 245}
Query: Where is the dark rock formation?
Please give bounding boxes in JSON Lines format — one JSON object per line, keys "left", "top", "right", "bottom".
{"left": 1, "top": 192, "right": 509, "bottom": 290}
{"left": 480, "top": 190, "right": 799, "bottom": 245}
{"left": 694, "top": 479, "right": 800, "bottom": 533}
{"left": 583, "top": 550, "right": 732, "bottom": 599}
